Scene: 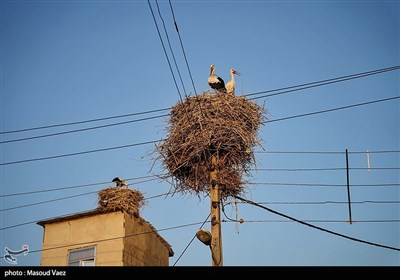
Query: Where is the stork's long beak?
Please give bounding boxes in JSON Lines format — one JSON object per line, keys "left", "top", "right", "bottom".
{"left": 233, "top": 70, "right": 241, "bottom": 76}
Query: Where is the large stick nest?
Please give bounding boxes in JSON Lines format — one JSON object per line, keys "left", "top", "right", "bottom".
{"left": 157, "top": 91, "right": 265, "bottom": 199}
{"left": 97, "top": 187, "right": 146, "bottom": 218}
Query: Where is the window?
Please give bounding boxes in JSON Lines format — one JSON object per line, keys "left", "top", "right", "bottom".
{"left": 68, "top": 247, "right": 96, "bottom": 266}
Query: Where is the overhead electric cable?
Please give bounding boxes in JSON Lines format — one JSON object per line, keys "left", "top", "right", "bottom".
{"left": 1, "top": 96, "right": 398, "bottom": 166}
{"left": 235, "top": 195, "right": 400, "bottom": 252}
{"left": 155, "top": 0, "right": 187, "bottom": 95}
{"left": 0, "top": 191, "right": 99, "bottom": 212}
{"left": 147, "top": 0, "right": 184, "bottom": 102}
{"left": 0, "top": 181, "right": 167, "bottom": 212}
{"left": 266, "top": 96, "right": 400, "bottom": 123}
{"left": 233, "top": 200, "right": 400, "bottom": 205}
{"left": 251, "top": 182, "right": 400, "bottom": 188}
{"left": 0, "top": 220, "right": 206, "bottom": 258}
{"left": 3, "top": 94, "right": 397, "bottom": 145}
{"left": 0, "top": 108, "right": 169, "bottom": 135}
{"left": 1, "top": 65, "right": 397, "bottom": 135}
{"left": 0, "top": 175, "right": 159, "bottom": 198}
{"left": 0, "top": 191, "right": 172, "bottom": 230}
{"left": 222, "top": 219, "right": 400, "bottom": 223}
{"left": 172, "top": 213, "right": 211, "bottom": 266}
{"left": 255, "top": 150, "right": 400, "bottom": 154}
{"left": 0, "top": 114, "right": 168, "bottom": 144}
{"left": 247, "top": 65, "right": 400, "bottom": 100}
{"left": 0, "top": 139, "right": 159, "bottom": 166}
{"left": 1, "top": 178, "right": 397, "bottom": 199}
{"left": 168, "top": 0, "right": 197, "bottom": 94}
{"left": 252, "top": 167, "right": 399, "bottom": 172}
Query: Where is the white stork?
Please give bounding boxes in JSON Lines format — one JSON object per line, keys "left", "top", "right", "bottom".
{"left": 225, "top": 68, "right": 240, "bottom": 95}
{"left": 208, "top": 64, "right": 226, "bottom": 93}
{"left": 112, "top": 177, "right": 128, "bottom": 188}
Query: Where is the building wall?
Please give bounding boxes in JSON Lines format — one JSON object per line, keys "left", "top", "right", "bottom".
{"left": 41, "top": 212, "right": 125, "bottom": 266}
{"left": 122, "top": 213, "right": 170, "bottom": 266}
{"left": 40, "top": 211, "right": 170, "bottom": 266}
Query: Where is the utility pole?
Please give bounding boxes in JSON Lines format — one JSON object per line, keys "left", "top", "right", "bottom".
{"left": 210, "top": 156, "right": 223, "bottom": 266}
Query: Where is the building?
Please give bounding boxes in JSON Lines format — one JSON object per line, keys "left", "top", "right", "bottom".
{"left": 37, "top": 210, "right": 174, "bottom": 266}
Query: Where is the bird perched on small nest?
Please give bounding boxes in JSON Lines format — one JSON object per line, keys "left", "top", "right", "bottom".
{"left": 112, "top": 177, "right": 128, "bottom": 188}
{"left": 225, "top": 68, "right": 240, "bottom": 95}
{"left": 208, "top": 64, "right": 226, "bottom": 93}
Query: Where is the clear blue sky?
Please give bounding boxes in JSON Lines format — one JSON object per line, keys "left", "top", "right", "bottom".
{"left": 1, "top": 0, "right": 399, "bottom": 266}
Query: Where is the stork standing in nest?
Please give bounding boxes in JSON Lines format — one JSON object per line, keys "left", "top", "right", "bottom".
{"left": 225, "top": 68, "right": 241, "bottom": 95}
{"left": 112, "top": 177, "right": 128, "bottom": 188}
{"left": 208, "top": 64, "right": 226, "bottom": 93}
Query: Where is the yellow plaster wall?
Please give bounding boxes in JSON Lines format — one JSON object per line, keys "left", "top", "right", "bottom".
{"left": 40, "top": 211, "right": 171, "bottom": 266}
{"left": 40, "top": 212, "right": 124, "bottom": 266}
{"left": 122, "top": 213, "right": 170, "bottom": 266}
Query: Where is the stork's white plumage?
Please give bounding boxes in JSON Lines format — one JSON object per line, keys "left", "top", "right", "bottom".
{"left": 225, "top": 68, "right": 240, "bottom": 95}
{"left": 208, "top": 64, "right": 226, "bottom": 93}
{"left": 112, "top": 177, "right": 128, "bottom": 188}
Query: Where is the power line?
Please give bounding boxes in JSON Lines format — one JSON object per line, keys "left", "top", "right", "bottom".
{"left": 233, "top": 200, "right": 400, "bottom": 205}
{"left": 221, "top": 202, "right": 400, "bottom": 222}
{"left": 3, "top": 94, "right": 398, "bottom": 146}
{"left": 0, "top": 175, "right": 159, "bottom": 198}
{"left": 266, "top": 96, "right": 400, "bottom": 123}
{"left": 0, "top": 179, "right": 164, "bottom": 212}
{"left": 1, "top": 65, "right": 397, "bottom": 136}
{"left": 0, "top": 220, "right": 37, "bottom": 231}
{"left": 0, "top": 178, "right": 167, "bottom": 213}
{"left": 221, "top": 198, "right": 400, "bottom": 224}
{"left": 4, "top": 181, "right": 398, "bottom": 213}
{"left": 147, "top": 0, "right": 184, "bottom": 102}
{"left": 167, "top": 0, "right": 207, "bottom": 121}
{"left": 0, "top": 108, "right": 169, "bottom": 135}
{"left": 155, "top": 0, "right": 187, "bottom": 96}
{"left": 223, "top": 219, "right": 400, "bottom": 223}
{"left": 256, "top": 151, "right": 344, "bottom": 154}
{"left": 1, "top": 176, "right": 397, "bottom": 200}
{"left": 250, "top": 182, "right": 343, "bottom": 187}
{"left": 150, "top": 0, "right": 204, "bottom": 125}
{"left": 172, "top": 213, "right": 211, "bottom": 266}
{"left": 0, "top": 220, "right": 206, "bottom": 258}
{"left": 255, "top": 150, "right": 400, "bottom": 154}
{"left": 0, "top": 114, "right": 168, "bottom": 144}
{"left": 350, "top": 167, "right": 400, "bottom": 170}
{"left": 247, "top": 65, "right": 400, "bottom": 100}
{"left": 247, "top": 65, "right": 399, "bottom": 97}
{"left": 252, "top": 168, "right": 345, "bottom": 172}
{"left": 2, "top": 179, "right": 397, "bottom": 213}
{"left": 252, "top": 167, "right": 399, "bottom": 172}
{"left": 1, "top": 96, "right": 398, "bottom": 166}
{"left": 168, "top": 0, "right": 197, "bottom": 94}
{"left": 250, "top": 182, "right": 400, "bottom": 188}
{"left": 0, "top": 191, "right": 171, "bottom": 230}
{"left": 0, "top": 190, "right": 99, "bottom": 212}
{"left": 235, "top": 195, "right": 400, "bottom": 252}
{"left": 0, "top": 139, "right": 159, "bottom": 166}
{"left": 349, "top": 150, "right": 400, "bottom": 154}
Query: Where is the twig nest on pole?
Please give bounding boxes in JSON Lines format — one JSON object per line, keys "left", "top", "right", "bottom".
{"left": 97, "top": 187, "right": 146, "bottom": 217}
{"left": 157, "top": 91, "right": 265, "bottom": 199}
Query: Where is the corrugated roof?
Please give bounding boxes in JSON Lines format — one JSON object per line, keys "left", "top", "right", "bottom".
{"left": 37, "top": 209, "right": 174, "bottom": 257}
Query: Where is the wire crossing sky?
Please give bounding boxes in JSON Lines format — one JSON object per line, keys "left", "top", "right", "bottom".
{"left": 1, "top": 0, "right": 399, "bottom": 266}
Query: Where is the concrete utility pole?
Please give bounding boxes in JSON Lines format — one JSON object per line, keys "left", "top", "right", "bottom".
{"left": 210, "top": 156, "right": 223, "bottom": 266}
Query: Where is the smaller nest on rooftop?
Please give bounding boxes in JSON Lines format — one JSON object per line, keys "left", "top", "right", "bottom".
{"left": 97, "top": 187, "right": 146, "bottom": 218}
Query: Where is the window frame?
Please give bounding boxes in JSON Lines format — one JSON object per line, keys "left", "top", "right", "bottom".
{"left": 67, "top": 246, "right": 96, "bottom": 266}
